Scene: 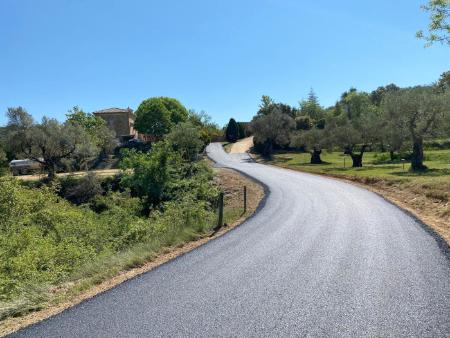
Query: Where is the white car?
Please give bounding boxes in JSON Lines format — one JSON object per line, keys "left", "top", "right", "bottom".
{"left": 9, "top": 159, "right": 43, "bottom": 176}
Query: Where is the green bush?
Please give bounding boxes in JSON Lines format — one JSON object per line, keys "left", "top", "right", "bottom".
{"left": 0, "top": 141, "right": 219, "bottom": 319}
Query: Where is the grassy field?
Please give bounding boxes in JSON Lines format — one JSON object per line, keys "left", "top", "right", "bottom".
{"left": 264, "top": 149, "right": 450, "bottom": 179}
{"left": 257, "top": 149, "right": 450, "bottom": 244}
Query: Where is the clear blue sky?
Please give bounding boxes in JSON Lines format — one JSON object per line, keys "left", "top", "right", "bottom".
{"left": 1, "top": 0, "right": 449, "bottom": 127}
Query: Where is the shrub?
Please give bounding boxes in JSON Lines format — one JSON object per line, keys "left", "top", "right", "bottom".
{"left": 59, "top": 173, "right": 104, "bottom": 205}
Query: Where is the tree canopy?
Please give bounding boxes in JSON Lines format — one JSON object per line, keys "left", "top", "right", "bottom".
{"left": 382, "top": 86, "right": 450, "bottom": 170}
{"left": 134, "top": 97, "right": 189, "bottom": 137}
{"left": 225, "top": 118, "right": 239, "bottom": 142}
{"left": 416, "top": 0, "right": 450, "bottom": 46}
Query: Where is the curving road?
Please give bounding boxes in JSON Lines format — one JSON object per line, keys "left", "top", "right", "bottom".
{"left": 10, "top": 143, "right": 450, "bottom": 337}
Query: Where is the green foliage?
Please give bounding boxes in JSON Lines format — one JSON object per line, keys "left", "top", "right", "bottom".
{"left": 416, "top": 0, "right": 449, "bottom": 46}
{"left": 225, "top": 118, "right": 239, "bottom": 142}
{"left": 167, "top": 122, "right": 204, "bottom": 161}
{"left": 3, "top": 108, "right": 100, "bottom": 178}
{"left": 295, "top": 116, "right": 313, "bottom": 130}
{"left": 0, "top": 147, "right": 7, "bottom": 176}
{"left": 120, "top": 141, "right": 218, "bottom": 212}
{"left": 369, "top": 84, "right": 400, "bottom": 106}
{"left": 250, "top": 112, "right": 295, "bottom": 157}
{"left": 188, "top": 110, "right": 223, "bottom": 143}
{"left": 299, "top": 89, "right": 325, "bottom": 120}
{"left": 0, "top": 156, "right": 218, "bottom": 318}
{"left": 134, "top": 97, "right": 188, "bottom": 137}
{"left": 66, "top": 106, "right": 117, "bottom": 155}
{"left": 58, "top": 173, "right": 104, "bottom": 205}
{"left": 436, "top": 70, "right": 450, "bottom": 93}
{"left": 382, "top": 86, "right": 450, "bottom": 170}
{"left": 120, "top": 142, "right": 175, "bottom": 209}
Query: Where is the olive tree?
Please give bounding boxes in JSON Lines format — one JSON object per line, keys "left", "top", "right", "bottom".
{"left": 5, "top": 108, "right": 97, "bottom": 178}
{"left": 291, "top": 128, "right": 327, "bottom": 164}
{"left": 382, "top": 86, "right": 450, "bottom": 171}
{"left": 250, "top": 112, "right": 295, "bottom": 158}
{"left": 329, "top": 91, "right": 381, "bottom": 167}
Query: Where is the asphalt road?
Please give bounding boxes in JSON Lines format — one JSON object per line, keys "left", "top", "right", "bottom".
{"left": 10, "top": 143, "right": 450, "bottom": 337}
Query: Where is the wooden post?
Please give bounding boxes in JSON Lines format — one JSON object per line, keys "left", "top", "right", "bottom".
{"left": 243, "top": 186, "right": 247, "bottom": 213}
{"left": 217, "top": 192, "right": 224, "bottom": 229}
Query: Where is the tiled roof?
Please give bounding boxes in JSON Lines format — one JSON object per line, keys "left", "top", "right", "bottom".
{"left": 93, "top": 107, "right": 133, "bottom": 114}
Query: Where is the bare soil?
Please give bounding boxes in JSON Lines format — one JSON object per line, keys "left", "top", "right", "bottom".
{"left": 229, "top": 136, "right": 254, "bottom": 154}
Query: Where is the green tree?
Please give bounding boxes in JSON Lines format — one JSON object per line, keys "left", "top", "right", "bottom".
{"left": 291, "top": 128, "right": 327, "bottom": 164}
{"left": 134, "top": 97, "right": 188, "bottom": 138}
{"left": 299, "top": 89, "right": 325, "bottom": 120}
{"left": 188, "top": 110, "right": 222, "bottom": 144}
{"left": 436, "top": 70, "right": 450, "bottom": 92}
{"left": 295, "top": 116, "right": 313, "bottom": 130}
{"left": 5, "top": 109, "right": 96, "bottom": 179}
{"left": 369, "top": 84, "right": 400, "bottom": 106}
{"left": 327, "top": 104, "right": 381, "bottom": 167}
{"left": 382, "top": 86, "right": 450, "bottom": 171}
{"left": 225, "top": 118, "right": 239, "bottom": 142}
{"left": 338, "top": 89, "right": 374, "bottom": 121}
{"left": 167, "top": 122, "right": 203, "bottom": 162}
{"left": 257, "top": 95, "right": 275, "bottom": 116}
{"left": 120, "top": 142, "right": 176, "bottom": 210}
{"left": 416, "top": 0, "right": 450, "bottom": 46}
{"left": 250, "top": 112, "right": 295, "bottom": 158}
{"left": 66, "top": 106, "right": 116, "bottom": 156}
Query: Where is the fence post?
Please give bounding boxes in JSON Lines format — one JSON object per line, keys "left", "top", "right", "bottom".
{"left": 216, "top": 192, "right": 224, "bottom": 230}
{"left": 243, "top": 186, "right": 247, "bottom": 214}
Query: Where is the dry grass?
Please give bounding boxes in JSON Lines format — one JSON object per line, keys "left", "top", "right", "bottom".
{"left": 0, "top": 166, "right": 265, "bottom": 337}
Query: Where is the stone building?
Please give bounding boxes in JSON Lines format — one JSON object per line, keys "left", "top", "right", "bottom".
{"left": 93, "top": 107, "right": 138, "bottom": 142}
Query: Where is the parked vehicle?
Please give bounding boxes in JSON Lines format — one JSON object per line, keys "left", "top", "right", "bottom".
{"left": 9, "top": 159, "right": 43, "bottom": 176}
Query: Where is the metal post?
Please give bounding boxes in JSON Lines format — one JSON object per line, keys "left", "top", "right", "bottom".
{"left": 243, "top": 186, "right": 247, "bottom": 213}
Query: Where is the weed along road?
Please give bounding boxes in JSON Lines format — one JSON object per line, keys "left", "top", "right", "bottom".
{"left": 11, "top": 143, "right": 450, "bottom": 337}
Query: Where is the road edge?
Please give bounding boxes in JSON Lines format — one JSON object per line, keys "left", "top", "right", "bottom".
{"left": 261, "top": 162, "right": 450, "bottom": 264}
{"left": 0, "top": 164, "right": 266, "bottom": 337}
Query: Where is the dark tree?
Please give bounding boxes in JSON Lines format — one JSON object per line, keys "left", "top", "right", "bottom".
{"left": 225, "top": 118, "right": 239, "bottom": 142}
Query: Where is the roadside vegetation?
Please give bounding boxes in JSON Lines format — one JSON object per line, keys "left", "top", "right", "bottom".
{"left": 249, "top": 71, "right": 450, "bottom": 243}
{"left": 0, "top": 97, "right": 253, "bottom": 326}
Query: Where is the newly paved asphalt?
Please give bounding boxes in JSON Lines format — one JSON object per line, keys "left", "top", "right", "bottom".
{"left": 11, "top": 143, "right": 450, "bottom": 337}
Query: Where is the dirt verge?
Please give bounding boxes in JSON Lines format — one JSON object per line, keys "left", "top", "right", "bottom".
{"left": 0, "top": 167, "right": 265, "bottom": 337}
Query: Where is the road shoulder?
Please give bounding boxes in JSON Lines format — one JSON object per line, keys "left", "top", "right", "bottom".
{"left": 0, "top": 166, "right": 265, "bottom": 337}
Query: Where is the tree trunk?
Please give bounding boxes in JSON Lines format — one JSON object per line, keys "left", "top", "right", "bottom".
{"left": 310, "top": 149, "right": 323, "bottom": 164}
{"left": 389, "top": 150, "right": 395, "bottom": 162}
{"left": 350, "top": 153, "right": 363, "bottom": 167}
{"left": 46, "top": 162, "right": 57, "bottom": 180}
{"left": 411, "top": 137, "right": 427, "bottom": 171}
{"left": 263, "top": 141, "right": 273, "bottom": 159}
{"left": 346, "top": 145, "right": 366, "bottom": 168}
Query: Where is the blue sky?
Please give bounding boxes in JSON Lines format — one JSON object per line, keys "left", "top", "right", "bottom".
{"left": 0, "top": 0, "right": 449, "bottom": 126}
